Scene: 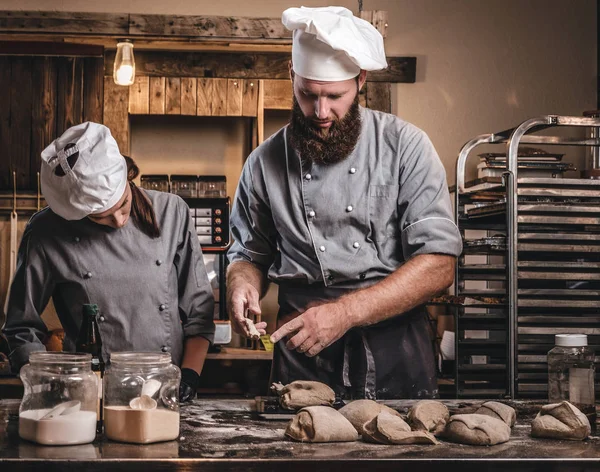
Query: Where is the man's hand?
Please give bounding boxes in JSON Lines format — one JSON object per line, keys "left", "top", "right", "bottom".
{"left": 227, "top": 282, "right": 267, "bottom": 338}
{"left": 270, "top": 301, "right": 352, "bottom": 357}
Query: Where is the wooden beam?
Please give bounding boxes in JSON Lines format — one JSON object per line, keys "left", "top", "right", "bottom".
{"left": 241, "top": 79, "right": 258, "bottom": 117}
{"left": 226, "top": 79, "right": 243, "bottom": 116}
{"left": 263, "top": 79, "right": 293, "bottom": 110}
{"left": 0, "top": 11, "right": 129, "bottom": 35}
{"left": 165, "top": 77, "right": 181, "bottom": 115}
{"left": 180, "top": 77, "right": 197, "bottom": 115}
{"left": 129, "top": 14, "right": 291, "bottom": 40}
{"left": 359, "top": 11, "right": 388, "bottom": 39}
{"left": 129, "top": 76, "right": 149, "bottom": 115}
{"left": 149, "top": 77, "right": 166, "bottom": 114}
{"left": 104, "top": 51, "right": 416, "bottom": 83}
{"left": 0, "top": 41, "right": 104, "bottom": 57}
{"left": 103, "top": 77, "right": 129, "bottom": 154}
{"left": 366, "top": 82, "right": 392, "bottom": 114}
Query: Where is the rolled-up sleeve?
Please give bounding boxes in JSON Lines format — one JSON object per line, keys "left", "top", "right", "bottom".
{"left": 174, "top": 199, "right": 215, "bottom": 343}
{"left": 397, "top": 130, "right": 463, "bottom": 259}
{"left": 2, "top": 225, "right": 52, "bottom": 372}
{"left": 228, "top": 153, "right": 277, "bottom": 270}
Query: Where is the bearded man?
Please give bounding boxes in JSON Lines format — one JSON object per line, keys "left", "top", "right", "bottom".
{"left": 226, "top": 6, "right": 462, "bottom": 399}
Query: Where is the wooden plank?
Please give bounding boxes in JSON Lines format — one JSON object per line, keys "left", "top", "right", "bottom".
{"left": 366, "top": 82, "right": 391, "bottom": 113}
{"left": 180, "top": 77, "right": 196, "bottom": 115}
{"left": 0, "top": 56, "right": 11, "bottom": 189}
{"left": 226, "top": 78, "right": 242, "bottom": 116}
{"left": 103, "top": 77, "right": 129, "bottom": 154}
{"left": 149, "top": 77, "right": 166, "bottom": 115}
{"left": 129, "top": 14, "right": 290, "bottom": 40}
{"left": 83, "top": 57, "right": 104, "bottom": 123}
{"left": 128, "top": 76, "right": 149, "bottom": 114}
{"left": 0, "top": 41, "right": 103, "bottom": 57}
{"left": 56, "top": 56, "right": 83, "bottom": 135}
{"left": 360, "top": 11, "right": 388, "bottom": 39}
{"left": 241, "top": 79, "right": 258, "bottom": 117}
{"left": 212, "top": 78, "right": 227, "bottom": 116}
{"left": 257, "top": 79, "right": 264, "bottom": 145}
{"left": 196, "top": 78, "right": 214, "bottom": 116}
{"left": 165, "top": 77, "right": 181, "bottom": 115}
{"left": 263, "top": 79, "right": 292, "bottom": 110}
{"left": 10, "top": 56, "right": 33, "bottom": 189}
{"left": 104, "top": 50, "right": 416, "bottom": 83}
{"left": 0, "top": 11, "right": 129, "bottom": 35}
{"left": 30, "top": 57, "right": 57, "bottom": 189}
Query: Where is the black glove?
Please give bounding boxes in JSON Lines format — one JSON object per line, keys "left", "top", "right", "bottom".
{"left": 179, "top": 368, "right": 201, "bottom": 403}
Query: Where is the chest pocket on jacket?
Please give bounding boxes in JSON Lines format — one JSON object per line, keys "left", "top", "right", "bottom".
{"left": 368, "top": 184, "right": 400, "bottom": 238}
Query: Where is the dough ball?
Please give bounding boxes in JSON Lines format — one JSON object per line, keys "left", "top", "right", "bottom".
{"left": 475, "top": 401, "right": 516, "bottom": 427}
{"left": 407, "top": 400, "right": 450, "bottom": 436}
{"left": 285, "top": 406, "right": 358, "bottom": 442}
{"left": 278, "top": 380, "right": 335, "bottom": 410}
{"left": 338, "top": 399, "right": 403, "bottom": 435}
{"left": 531, "top": 401, "right": 591, "bottom": 441}
{"left": 363, "top": 410, "right": 438, "bottom": 445}
{"left": 443, "top": 413, "right": 511, "bottom": 446}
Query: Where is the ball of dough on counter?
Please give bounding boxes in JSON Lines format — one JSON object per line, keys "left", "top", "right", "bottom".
{"left": 274, "top": 380, "right": 335, "bottom": 410}
{"left": 407, "top": 400, "right": 450, "bottom": 436}
{"left": 475, "top": 401, "right": 516, "bottom": 427}
{"left": 443, "top": 414, "right": 511, "bottom": 446}
{"left": 285, "top": 406, "right": 359, "bottom": 443}
{"left": 339, "top": 399, "right": 404, "bottom": 435}
{"left": 363, "top": 410, "right": 439, "bottom": 445}
{"left": 530, "top": 401, "right": 591, "bottom": 441}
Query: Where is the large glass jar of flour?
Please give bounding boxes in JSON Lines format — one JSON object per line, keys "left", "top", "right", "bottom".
{"left": 103, "top": 352, "right": 181, "bottom": 444}
{"left": 548, "top": 334, "right": 596, "bottom": 433}
{"left": 19, "top": 352, "right": 99, "bottom": 445}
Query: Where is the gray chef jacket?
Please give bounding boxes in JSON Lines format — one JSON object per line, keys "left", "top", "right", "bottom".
{"left": 3, "top": 189, "right": 215, "bottom": 372}
{"left": 228, "top": 106, "right": 462, "bottom": 399}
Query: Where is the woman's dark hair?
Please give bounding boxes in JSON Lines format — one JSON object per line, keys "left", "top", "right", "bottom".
{"left": 124, "top": 155, "right": 161, "bottom": 238}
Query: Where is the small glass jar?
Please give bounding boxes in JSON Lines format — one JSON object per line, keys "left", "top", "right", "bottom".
{"left": 103, "top": 352, "right": 181, "bottom": 444}
{"left": 19, "top": 352, "right": 99, "bottom": 445}
{"left": 548, "top": 334, "right": 596, "bottom": 433}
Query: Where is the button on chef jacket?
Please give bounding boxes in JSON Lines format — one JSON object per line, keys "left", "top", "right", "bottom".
{"left": 3, "top": 190, "right": 215, "bottom": 372}
{"left": 228, "top": 106, "right": 462, "bottom": 286}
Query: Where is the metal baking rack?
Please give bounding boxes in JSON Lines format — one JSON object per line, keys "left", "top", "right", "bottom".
{"left": 453, "top": 115, "right": 600, "bottom": 399}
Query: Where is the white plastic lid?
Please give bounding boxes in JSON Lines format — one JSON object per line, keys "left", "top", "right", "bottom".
{"left": 555, "top": 334, "right": 588, "bottom": 347}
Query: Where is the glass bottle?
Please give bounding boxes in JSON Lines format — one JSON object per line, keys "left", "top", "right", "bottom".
{"left": 76, "top": 303, "right": 104, "bottom": 433}
{"left": 19, "top": 352, "right": 98, "bottom": 445}
{"left": 547, "top": 334, "right": 596, "bottom": 433}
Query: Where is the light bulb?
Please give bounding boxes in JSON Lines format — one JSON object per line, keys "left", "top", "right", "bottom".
{"left": 113, "top": 40, "right": 135, "bottom": 86}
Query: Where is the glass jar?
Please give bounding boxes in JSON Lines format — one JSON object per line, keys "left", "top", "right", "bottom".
{"left": 548, "top": 334, "right": 596, "bottom": 433}
{"left": 103, "top": 352, "right": 181, "bottom": 444}
{"left": 19, "top": 352, "right": 99, "bottom": 445}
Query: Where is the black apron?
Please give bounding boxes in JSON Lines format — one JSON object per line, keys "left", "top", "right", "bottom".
{"left": 270, "top": 283, "right": 439, "bottom": 400}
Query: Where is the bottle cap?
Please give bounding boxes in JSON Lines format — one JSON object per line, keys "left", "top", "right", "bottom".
{"left": 555, "top": 334, "right": 588, "bottom": 347}
{"left": 82, "top": 304, "right": 99, "bottom": 317}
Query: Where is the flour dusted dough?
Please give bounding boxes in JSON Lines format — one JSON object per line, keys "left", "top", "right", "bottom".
{"left": 443, "top": 414, "right": 511, "bottom": 446}
{"left": 243, "top": 318, "right": 261, "bottom": 340}
{"left": 338, "top": 399, "right": 403, "bottom": 435}
{"left": 531, "top": 401, "right": 591, "bottom": 441}
{"left": 285, "top": 406, "right": 359, "bottom": 443}
{"left": 363, "top": 410, "right": 439, "bottom": 445}
{"left": 475, "top": 401, "right": 516, "bottom": 427}
{"left": 407, "top": 400, "right": 450, "bottom": 436}
{"left": 275, "top": 380, "right": 335, "bottom": 410}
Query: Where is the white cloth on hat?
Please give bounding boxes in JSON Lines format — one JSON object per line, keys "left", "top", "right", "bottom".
{"left": 40, "top": 122, "right": 127, "bottom": 221}
{"left": 282, "top": 6, "right": 387, "bottom": 81}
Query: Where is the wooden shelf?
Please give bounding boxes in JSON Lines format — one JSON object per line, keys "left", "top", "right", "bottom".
{"left": 206, "top": 347, "right": 272, "bottom": 361}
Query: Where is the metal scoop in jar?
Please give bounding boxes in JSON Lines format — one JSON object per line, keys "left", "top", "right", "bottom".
{"left": 40, "top": 400, "right": 81, "bottom": 420}
{"left": 129, "top": 379, "right": 161, "bottom": 410}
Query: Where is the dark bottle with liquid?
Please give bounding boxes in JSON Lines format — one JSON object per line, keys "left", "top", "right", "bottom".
{"left": 76, "top": 303, "right": 105, "bottom": 433}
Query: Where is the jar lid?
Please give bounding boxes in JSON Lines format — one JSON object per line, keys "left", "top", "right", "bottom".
{"left": 555, "top": 334, "right": 588, "bottom": 347}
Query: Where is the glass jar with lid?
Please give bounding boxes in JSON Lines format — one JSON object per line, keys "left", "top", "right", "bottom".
{"left": 103, "top": 352, "right": 181, "bottom": 444}
{"left": 19, "top": 352, "right": 99, "bottom": 445}
{"left": 547, "top": 334, "right": 596, "bottom": 433}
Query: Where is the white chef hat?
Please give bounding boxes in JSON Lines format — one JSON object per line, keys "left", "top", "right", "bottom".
{"left": 40, "top": 122, "right": 127, "bottom": 221}
{"left": 282, "top": 6, "right": 388, "bottom": 81}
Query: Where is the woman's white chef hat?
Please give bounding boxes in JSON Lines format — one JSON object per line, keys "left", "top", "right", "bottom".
{"left": 40, "top": 122, "right": 127, "bottom": 221}
{"left": 282, "top": 6, "right": 388, "bottom": 81}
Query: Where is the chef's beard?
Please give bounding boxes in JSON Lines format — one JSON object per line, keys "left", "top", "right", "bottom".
{"left": 288, "top": 95, "right": 362, "bottom": 165}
